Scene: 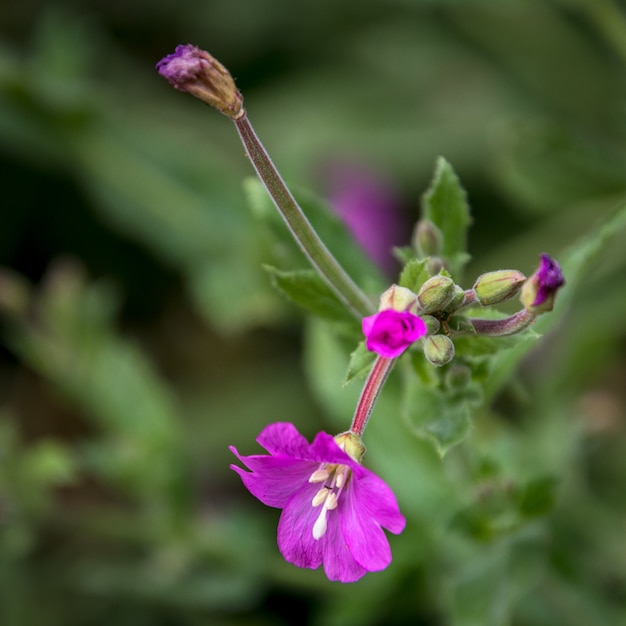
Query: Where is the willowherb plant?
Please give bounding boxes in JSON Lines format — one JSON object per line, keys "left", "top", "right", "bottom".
{"left": 157, "top": 44, "right": 565, "bottom": 583}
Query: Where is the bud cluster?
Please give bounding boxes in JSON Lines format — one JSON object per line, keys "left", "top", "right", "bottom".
{"left": 364, "top": 253, "right": 564, "bottom": 368}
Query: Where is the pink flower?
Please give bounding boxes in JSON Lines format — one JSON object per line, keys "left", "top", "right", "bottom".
{"left": 230, "top": 423, "right": 406, "bottom": 583}
{"left": 362, "top": 309, "right": 427, "bottom": 358}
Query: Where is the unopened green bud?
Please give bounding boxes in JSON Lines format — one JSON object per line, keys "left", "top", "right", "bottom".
{"left": 443, "top": 285, "right": 467, "bottom": 313}
{"left": 420, "top": 314, "right": 441, "bottom": 335}
{"left": 423, "top": 334, "right": 455, "bottom": 367}
{"left": 378, "top": 284, "right": 418, "bottom": 313}
{"left": 473, "top": 270, "right": 526, "bottom": 306}
{"left": 445, "top": 364, "right": 472, "bottom": 389}
{"left": 417, "top": 275, "right": 456, "bottom": 313}
{"left": 334, "top": 431, "right": 366, "bottom": 463}
{"left": 413, "top": 219, "right": 443, "bottom": 258}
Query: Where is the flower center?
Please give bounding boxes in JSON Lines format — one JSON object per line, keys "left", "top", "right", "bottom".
{"left": 308, "top": 463, "right": 350, "bottom": 540}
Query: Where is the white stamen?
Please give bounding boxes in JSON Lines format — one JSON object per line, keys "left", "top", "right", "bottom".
{"left": 335, "top": 469, "right": 345, "bottom": 489}
{"left": 311, "top": 487, "right": 329, "bottom": 507}
{"left": 308, "top": 469, "right": 330, "bottom": 483}
{"left": 312, "top": 507, "right": 328, "bottom": 540}
{"left": 325, "top": 492, "right": 338, "bottom": 510}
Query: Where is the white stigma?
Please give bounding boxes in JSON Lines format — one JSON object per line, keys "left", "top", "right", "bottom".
{"left": 312, "top": 507, "right": 328, "bottom": 540}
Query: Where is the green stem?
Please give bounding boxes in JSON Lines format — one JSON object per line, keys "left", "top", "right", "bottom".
{"left": 233, "top": 113, "right": 375, "bottom": 319}
{"left": 350, "top": 356, "right": 395, "bottom": 436}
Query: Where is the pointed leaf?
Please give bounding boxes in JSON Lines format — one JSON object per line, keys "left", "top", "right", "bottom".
{"left": 343, "top": 341, "right": 376, "bottom": 385}
{"left": 398, "top": 258, "right": 431, "bottom": 292}
{"left": 422, "top": 157, "right": 472, "bottom": 278}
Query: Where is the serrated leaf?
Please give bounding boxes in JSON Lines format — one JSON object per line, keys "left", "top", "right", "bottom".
{"left": 264, "top": 266, "right": 357, "bottom": 325}
{"left": 343, "top": 341, "right": 376, "bottom": 385}
{"left": 422, "top": 157, "right": 472, "bottom": 278}
{"left": 398, "top": 258, "right": 431, "bottom": 292}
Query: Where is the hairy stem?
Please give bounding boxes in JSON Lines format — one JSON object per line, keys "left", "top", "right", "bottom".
{"left": 350, "top": 356, "right": 395, "bottom": 436}
{"left": 233, "top": 113, "right": 374, "bottom": 319}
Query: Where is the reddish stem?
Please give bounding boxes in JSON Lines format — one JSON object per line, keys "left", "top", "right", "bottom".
{"left": 350, "top": 356, "right": 396, "bottom": 436}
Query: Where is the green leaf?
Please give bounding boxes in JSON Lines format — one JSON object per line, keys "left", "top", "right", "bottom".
{"left": 264, "top": 266, "right": 357, "bottom": 326}
{"left": 343, "top": 341, "right": 376, "bottom": 385}
{"left": 398, "top": 258, "right": 431, "bottom": 292}
{"left": 403, "top": 376, "right": 482, "bottom": 456}
{"left": 422, "top": 157, "right": 472, "bottom": 278}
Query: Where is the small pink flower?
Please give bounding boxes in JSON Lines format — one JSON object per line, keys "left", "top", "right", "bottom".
{"left": 230, "top": 423, "right": 405, "bottom": 583}
{"left": 362, "top": 309, "right": 427, "bottom": 358}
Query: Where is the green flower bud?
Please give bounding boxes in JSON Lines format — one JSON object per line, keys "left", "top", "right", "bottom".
{"left": 417, "top": 275, "right": 456, "bottom": 313}
{"left": 334, "top": 431, "right": 366, "bottom": 463}
{"left": 378, "top": 284, "right": 418, "bottom": 313}
{"left": 443, "top": 285, "right": 466, "bottom": 313}
{"left": 423, "top": 334, "right": 455, "bottom": 367}
{"left": 413, "top": 219, "right": 443, "bottom": 258}
{"left": 473, "top": 270, "right": 526, "bottom": 306}
{"left": 420, "top": 314, "right": 441, "bottom": 335}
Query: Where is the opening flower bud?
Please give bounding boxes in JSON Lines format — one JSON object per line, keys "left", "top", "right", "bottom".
{"left": 520, "top": 253, "right": 565, "bottom": 314}
{"left": 378, "top": 284, "right": 418, "bottom": 313}
{"left": 417, "top": 275, "right": 456, "bottom": 313}
{"left": 423, "top": 334, "right": 455, "bottom": 367}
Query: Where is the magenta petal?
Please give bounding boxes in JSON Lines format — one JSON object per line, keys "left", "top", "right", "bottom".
{"left": 340, "top": 486, "right": 393, "bottom": 572}
{"left": 320, "top": 509, "right": 368, "bottom": 582}
{"left": 277, "top": 485, "right": 324, "bottom": 570}
{"left": 362, "top": 314, "right": 377, "bottom": 337}
{"left": 354, "top": 471, "right": 406, "bottom": 535}
{"left": 230, "top": 448, "right": 314, "bottom": 508}
{"left": 257, "top": 422, "right": 311, "bottom": 458}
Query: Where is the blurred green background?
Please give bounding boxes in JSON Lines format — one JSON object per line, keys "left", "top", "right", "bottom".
{"left": 1, "top": 1, "right": 626, "bottom": 625}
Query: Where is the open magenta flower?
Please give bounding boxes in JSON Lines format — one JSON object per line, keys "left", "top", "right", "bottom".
{"left": 362, "top": 309, "right": 427, "bottom": 358}
{"left": 230, "top": 423, "right": 405, "bottom": 583}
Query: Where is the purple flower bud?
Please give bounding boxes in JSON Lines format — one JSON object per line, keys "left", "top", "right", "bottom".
{"left": 362, "top": 309, "right": 427, "bottom": 358}
{"left": 156, "top": 45, "right": 244, "bottom": 118}
{"left": 520, "top": 253, "right": 565, "bottom": 314}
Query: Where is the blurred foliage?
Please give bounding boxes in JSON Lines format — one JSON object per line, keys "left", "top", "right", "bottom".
{"left": 1, "top": 1, "right": 626, "bottom": 625}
